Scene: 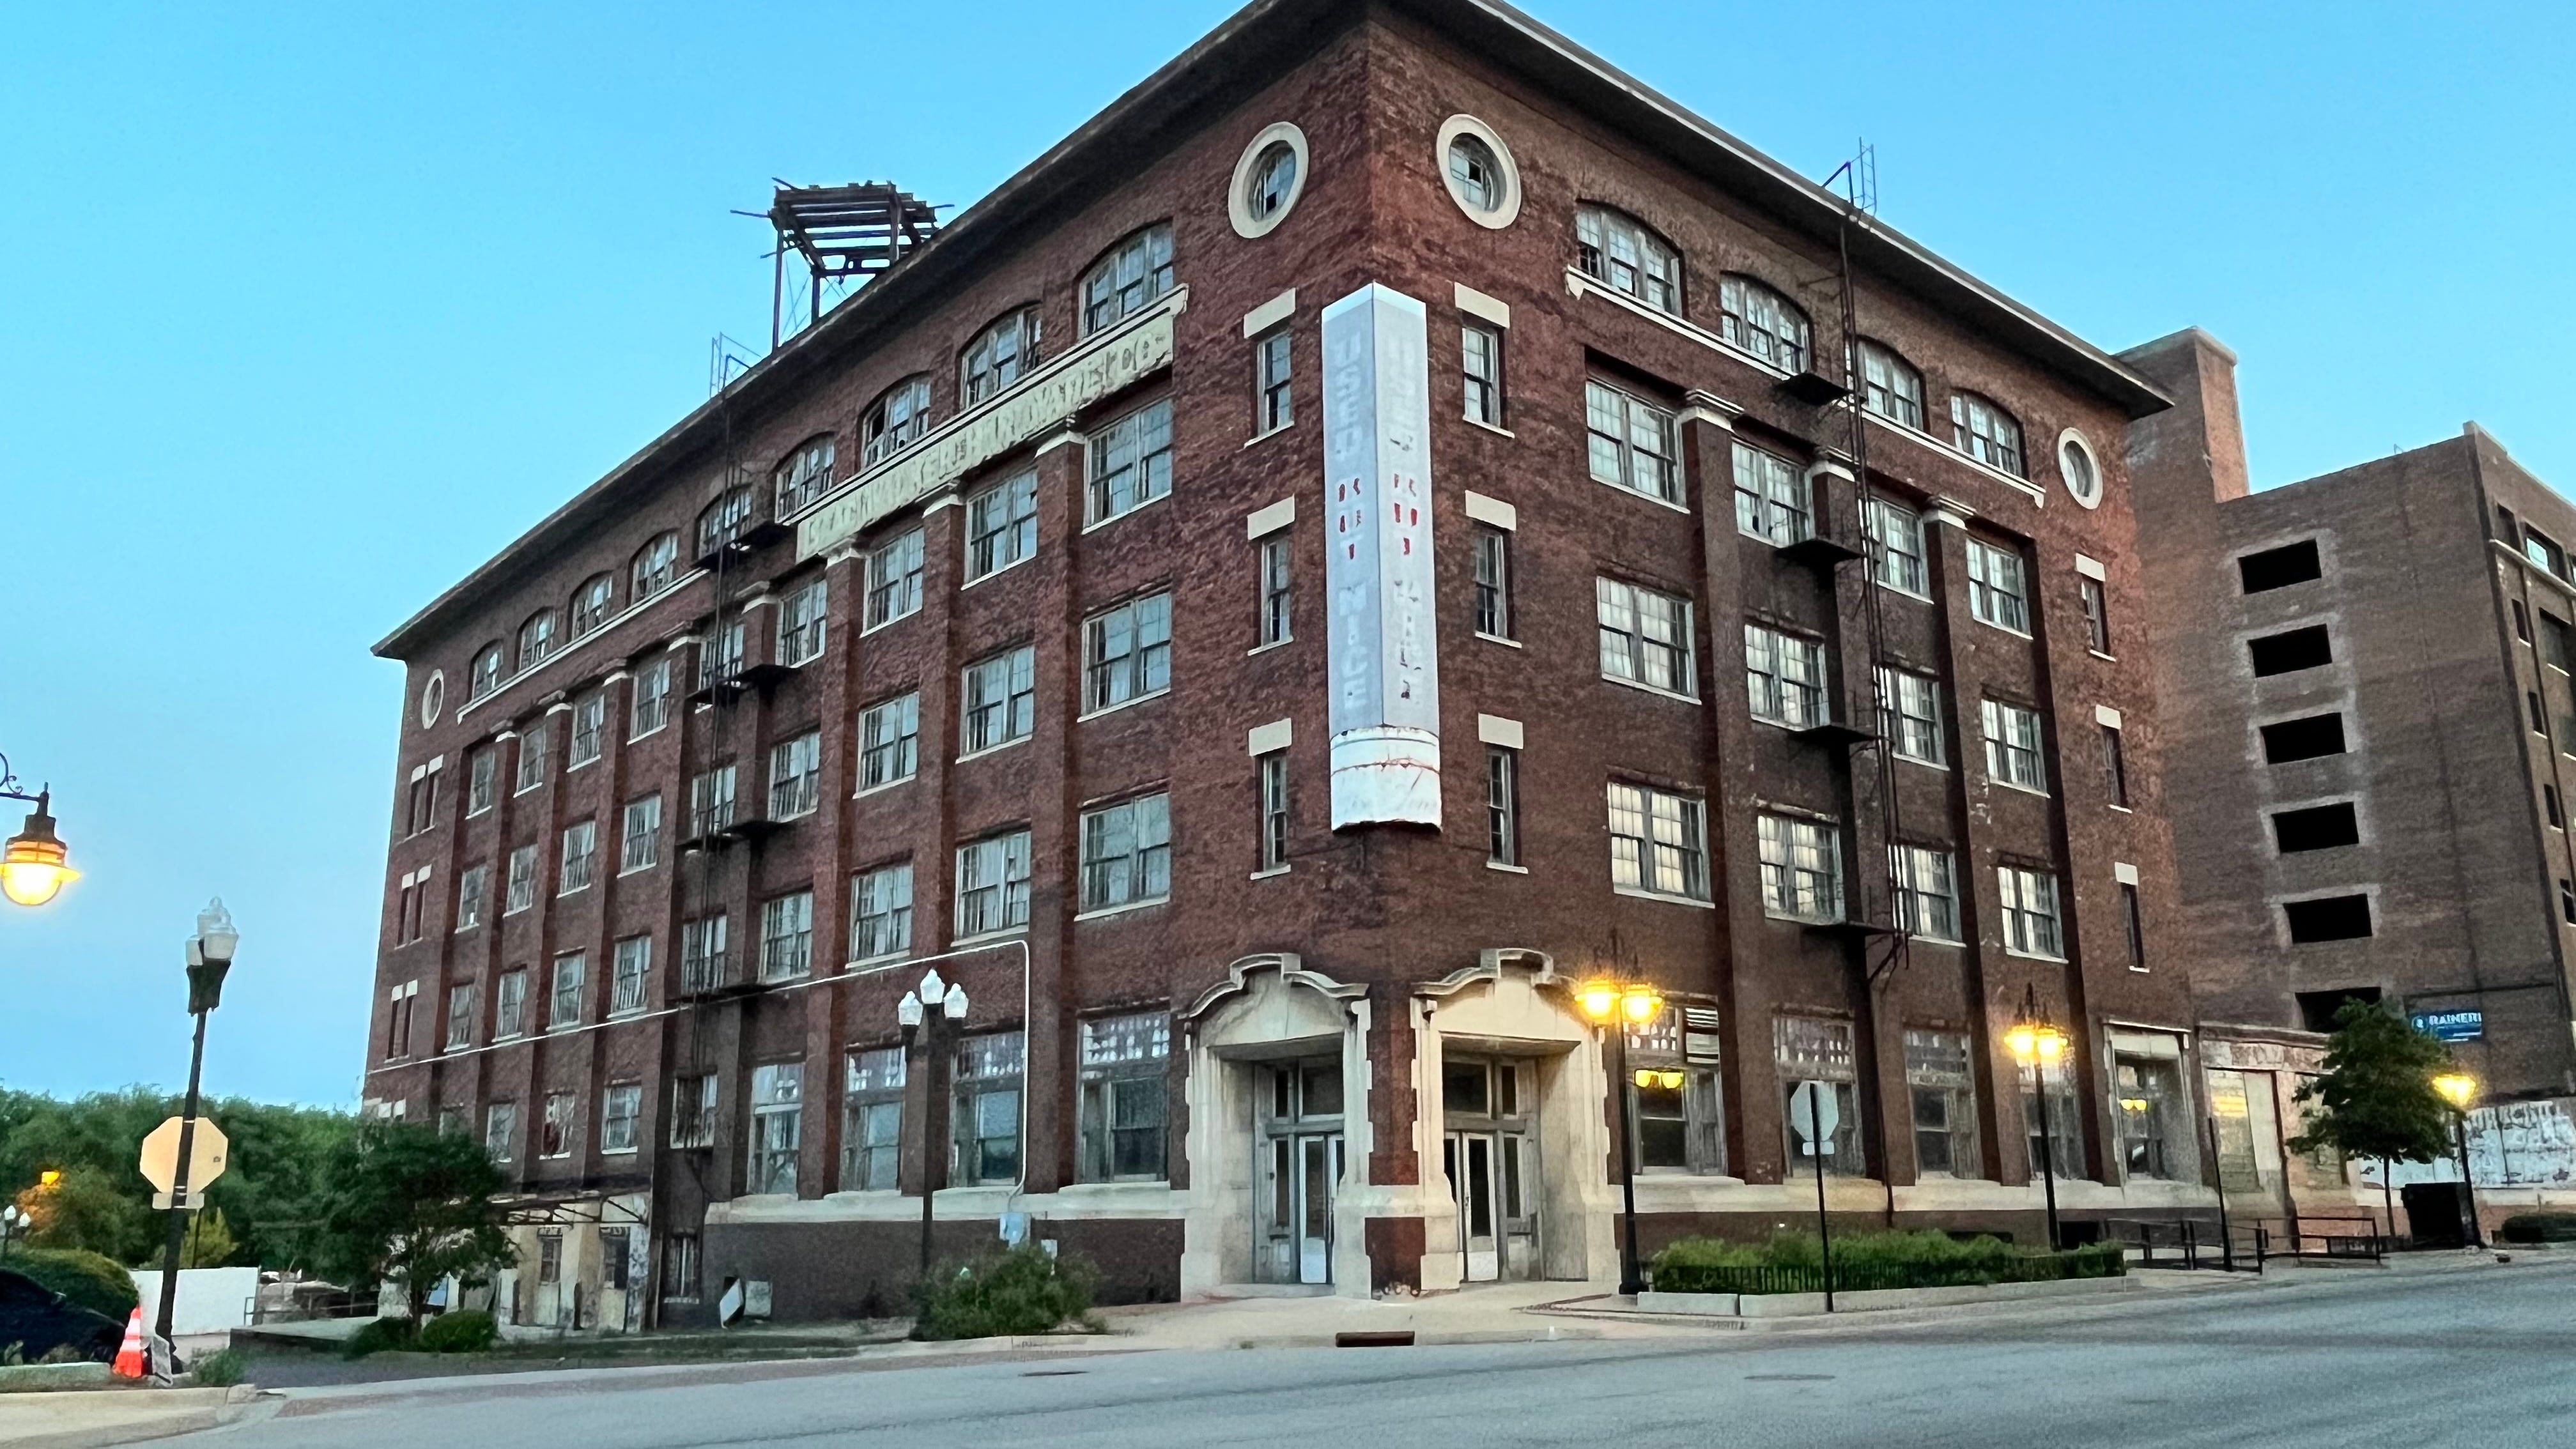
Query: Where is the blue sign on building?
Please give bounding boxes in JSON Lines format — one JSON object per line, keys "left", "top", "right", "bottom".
{"left": 2411, "top": 1009, "right": 2484, "bottom": 1043}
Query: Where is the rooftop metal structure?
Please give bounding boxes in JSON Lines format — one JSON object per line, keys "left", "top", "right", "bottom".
{"left": 763, "top": 180, "right": 944, "bottom": 348}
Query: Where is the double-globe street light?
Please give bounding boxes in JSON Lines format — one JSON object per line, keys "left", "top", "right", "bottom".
{"left": 1, "top": 754, "right": 79, "bottom": 908}
{"left": 2430, "top": 1070, "right": 2485, "bottom": 1248}
{"left": 1573, "top": 974, "right": 1665, "bottom": 1297}
{"left": 897, "top": 969, "right": 969, "bottom": 1278}
{"left": 2003, "top": 985, "right": 2070, "bottom": 1252}
{"left": 152, "top": 900, "right": 240, "bottom": 1351}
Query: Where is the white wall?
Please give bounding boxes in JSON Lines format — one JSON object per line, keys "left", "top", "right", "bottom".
{"left": 127, "top": 1266, "right": 259, "bottom": 1335}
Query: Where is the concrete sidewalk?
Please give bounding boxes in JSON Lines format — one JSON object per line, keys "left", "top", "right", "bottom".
{"left": 1094, "top": 1277, "right": 1693, "bottom": 1349}
{"left": 0, "top": 1384, "right": 267, "bottom": 1449}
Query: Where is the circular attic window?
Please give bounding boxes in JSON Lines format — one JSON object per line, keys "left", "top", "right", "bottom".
{"left": 1436, "top": 115, "right": 1521, "bottom": 229}
{"left": 2058, "top": 429, "right": 2104, "bottom": 510}
{"left": 1228, "top": 123, "right": 1310, "bottom": 240}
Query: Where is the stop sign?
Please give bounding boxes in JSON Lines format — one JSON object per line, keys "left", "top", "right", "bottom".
{"left": 137, "top": 1116, "right": 228, "bottom": 1199}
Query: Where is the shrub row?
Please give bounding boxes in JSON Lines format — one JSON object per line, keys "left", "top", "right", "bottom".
{"left": 1648, "top": 1230, "right": 2125, "bottom": 1296}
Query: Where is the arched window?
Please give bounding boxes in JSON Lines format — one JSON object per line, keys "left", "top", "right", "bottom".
{"left": 1575, "top": 205, "right": 1681, "bottom": 314}
{"left": 697, "top": 486, "right": 756, "bottom": 557}
{"left": 632, "top": 531, "right": 681, "bottom": 599}
{"left": 960, "top": 307, "right": 1042, "bottom": 406}
{"left": 570, "top": 573, "right": 616, "bottom": 638}
{"left": 1718, "top": 275, "right": 1810, "bottom": 374}
{"left": 861, "top": 377, "right": 933, "bottom": 468}
{"left": 469, "top": 643, "right": 505, "bottom": 700}
{"left": 1857, "top": 341, "right": 1925, "bottom": 430}
{"left": 516, "top": 610, "right": 559, "bottom": 671}
{"left": 773, "top": 435, "right": 837, "bottom": 514}
{"left": 1081, "top": 223, "right": 1175, "bottom": 335}
{"left": 1949, "top": 391, "right": 2026, "bottom": 477}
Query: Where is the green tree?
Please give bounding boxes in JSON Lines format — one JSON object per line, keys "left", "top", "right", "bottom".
{"left": 316, "top": 1122, "right": 516, "bottom": 1317}
{"left": 2288, "top": 1000, "right": 2454, "bottom": 1232}
{"left": 180, "top": 1206, "right": 239, "bottom": 1268}
{"left": 16, "top": 1163, "right": 150, "bottom": 1260}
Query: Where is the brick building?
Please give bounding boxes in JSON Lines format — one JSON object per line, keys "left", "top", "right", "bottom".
{"left": 2125, "top": 329, "right": 2576, "bottom": 1223}
{"left": 366, "top": 0, "right": 2210, "bottom": 1327}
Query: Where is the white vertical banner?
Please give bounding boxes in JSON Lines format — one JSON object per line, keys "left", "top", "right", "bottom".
{"left": 1322, "top": 283, "right": 1440, "bottom": 829}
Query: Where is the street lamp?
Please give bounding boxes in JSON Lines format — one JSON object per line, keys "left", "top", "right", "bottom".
{"left": 2003, "top": 985, "right": 2069, "bottom": 1252}
{"left": 1, "top": 756, "right": 79, "bottom": 907}
{"left": 897, "top": 970, "right": 969, "bottom": 1278}
{"left": 1, "top": 1204, "right": 27, "bottom": 1259}
{"left": 153, "top": 900, "right": 238, "bottom": 1350}
{"left": 1573, "top": 973, "right": 1663, "bottom": 1296}
{"left": 2431, "top": 1071, "right": 2484, "bottom": 1248}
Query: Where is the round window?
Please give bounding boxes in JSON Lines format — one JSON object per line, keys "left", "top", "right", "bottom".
{"left": 1435, "top": 116, "right": 1521, "bottom": 229}
{"left": 419, "top": 670, "right": 448, "bottom": 729}
{"left": 1228, "top": 123, "right": 1309, "bottom": 240}
{"left": 2058, "top": 429, "right": 2104, "bottom": 510}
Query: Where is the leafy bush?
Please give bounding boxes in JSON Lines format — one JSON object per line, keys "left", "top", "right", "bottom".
{"left": 342, "top": 1316, "right": 420, "bottom": 1358}
{"left": 1649, "top": 1230, "right": 2122, "bottom": 1294}
{"left": 9, "top": 1247, "right": 139, "bottom": 1321}
{"left": 911, "top": 1244, "right": 1098, "bottom": 1341}
{"left": 2498, "top": 1212, "right": 2576, "bottom": 1245}
{"left": 417, "top": 1309, "right": 498, "bottom": 1353}
{"left": 188, "top": 1347, "right": 248, "bottom": 1386}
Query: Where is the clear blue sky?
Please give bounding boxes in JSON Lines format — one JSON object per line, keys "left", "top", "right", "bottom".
{"left": 2, "top": 1, "right": 2566, "bottom": 1105}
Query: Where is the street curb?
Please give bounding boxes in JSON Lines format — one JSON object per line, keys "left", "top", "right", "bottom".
{"left": 1, "top": 1384, "right": 268, "bottom": 1449}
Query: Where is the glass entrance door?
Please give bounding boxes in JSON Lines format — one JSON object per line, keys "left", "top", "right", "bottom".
{"left": 1256, "top": 1057, "right": 1344, "bottom": 1284}
{"left": 1443, "top": 1056, "right": 1539, "bottom": 1282}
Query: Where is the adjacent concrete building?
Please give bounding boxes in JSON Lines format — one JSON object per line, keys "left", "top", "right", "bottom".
{"left": 365, "top": 0, "right": 2211, "bottom": 1328}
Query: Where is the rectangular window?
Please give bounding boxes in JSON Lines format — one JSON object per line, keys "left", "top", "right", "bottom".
{"left": 495, "top": 968, "right": 527, "bottom": 1039}
{"left": 548, "top": 952, "right": 585, "bottom": 1029}
{"left": 953, "top": 1032, "right": 1026, "bottom": 1186}
{"left": 445, "top": 983, "right": 477, "bottom": 1050}
{"left": 504, "top": 845, "right": 537, "bottom": 914}
{"left": 842, "top": 1047, "right": 906, "bottom": 1191}
{"left": 465, "top": 748, "right": 496, "bottom": 815}
{"left": 540, "top": 1094, "right": 575, "bottom": 1160}
{"left": 601, "top": 1083, "right": 642, "bottom": 1155}
{"left": 1865, "top": 497, "right": 1925, "bottom": 595}
{"left": 456, "top": 864, "right": 488, "bottom": 931}
{"left": 1080, "top": 793, "right": 1171, "bottom": 912}
{"left": 1079, "top": 1012, "right": 1171, "bottom": 1181}
{"left": 680, "top": 914, "right": 730, "bottom": 993}
{"left": 1905, "top": 1029, "right": 1980, "bottom": 1178}
{"left": 2272, "top": 801, "right": 2362, "bottom": 852}
{"left": 1473, "top": 526, "right": 1513, "bottom": 640}
{"left": 1629, "top": 1005, "right": 1725, "bottom": 1174}
{"left": 1775, "top": 1016, "right": 1864, "bottom": 1176}
{"left": 689, "top": 764, "right": 738, "bottom": 837}
{"left": 1257, "top": 533, "right": 1293, "bottom": 646}
{"left": 747, "top": 1063, "right": 803, "bottom": 1195}
{"left": 955, "top": 830, "right": 1033, "bottom": 937}
{"left": 1084, "top": 592, "right": 1173, "bottom": 712}
{"left": 2101, "top": 724, "right": 2130, "bottom": 806}
{"left": 961, "top": 646, "right": 1037, "bottom": 753}
{"left": 1258, "top": 752, "right": 1290, "bottom": 873}
{"left": 611, "top": 935, "right": 651, "bottom": 1015}
{"left": 768, "top": 730, "right": 822, "bottom": 820}
{"left": 759, "top": 891, "right": 814, "bottom": 981}
{"left": 1731, "top": 443, "right": 1809, "bottom": 546}
{"left": 2543, "top": 613, "right": 2574, "bottom": 672}
{"left": 699, "top": 619, "right": 746, "bottom": 689}
{"left": 1874, "top": 666, "right": 1945, "bottom": 765}
{"left": 2238, "top": 539, "right": 2322, "bottom": 594}
{"left": 859, "top": 693, "right": 920, "bottom": 790}
{"left": 778, "top": 576, "right": 828, "bottom": 666}
{"left": 621, "top": 793, "right": 661, "bottom": 873}
{"left": 1462, "top": 323, "right": 1504, "bottom": 425}
{"left": 629, "top": 658, "right": 672, "bottom": 739}
{"left": 558, "top": 818, "right": 596, "bottom": 894}
{"left": 2122, "top": 883, "right": 2148, "bottom": 970}
{"left": 1982, "top": 699, "right": 2048, "bottom": 792}
{"left": 2021, "top": 1058, "right": 2084, "bottom": 1181}
{"left": 1607, "top": 781, "right": 1709, "bottom": 901}
{"left": 1998, "top": 866, "right": 2065, "bottom": 958}
{"left": 1254, "top": 330, "right": 1292, "bottom": 434}
{"left": 849, "top": 861, "right": 913, "bottom": 962}
{"left": 2515, "top": 599, "right": 2532, "bottom": 642}
{"left": 1089, "top": 400, "right": 1175, "bottom": 524}
{"left": 1757, "top": 813, "right": 1841, "bottom": 921}
{"left": 670, "top": 1075, "right": 717, "bottom": 1149}
{"left": 569, "top": 693, "right": 606, "bottom": 768}
{"left": 2529, "top": 528, "right": 2568, "bottom": 578}
{"left": 485, "top": 1102, "right": 518, "bottom": 1165}
{"left": 1584, "top": 380, "right": 1679, "bottom": 503}
{"left": 2248, "top": 625, "right": 2333, "bottom": 676}
{"left": 405, "top": 763, "right": 441, "bottom": 836}
{"left": 1890, "top": 845, "right": 1961, "bottom": 942}
{"left": 1596, "top": 578, "right": 1696, "bottom": 696}
{"left": 2115, "top": 1055, "right": 2186, "bottom": 1179}
{"left": 966, "top": 471, "right": 1038, "bottom": 581}
{"left": 1744, "top": 624, "right": 1828, "bottom": 728}
{"left": 396, "top": 874, "right": 426, "bottom": 943}
{"left": 1859, "top": 341, "right": 1924, "bottom": 429}
{"left": 2079, "top": 576, "right": 2112, "bottom": 656}
{"left": 2260, "top": 712, "right": 2347, "bottom": 763}
{"left": 514, "top": 723, "right": 550, "bottom": 793}
{"left": 865, "top": 528, "right": 926, "bottom": 629}
{"left": 1966, "top": 540, "right": 2030, "bottom": 633}
{"left": 1486, "top": 746, "right": 1520, "bottom": 866}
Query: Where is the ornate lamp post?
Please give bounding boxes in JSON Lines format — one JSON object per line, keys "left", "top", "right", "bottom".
{"left": 897, "top": 969, "right": 969, "bottom": 1278}
{"left": 1, "top": 755, "right": 79, "bottom": 907}
{"left": 2004, "top": 985, "right": 2069, "bottom": 1252}
{"left": 1573, "top": 974, "right": 1663, "bottom": 1296}
{"left": 2431, "top": 1071, "right": 2484, "bottom": 1248}
{"left": 153, "top": 900, "right": 239, "bottom": 1349}
{"left": 1, "top": 1203, "right": 27, "bottom": 1259}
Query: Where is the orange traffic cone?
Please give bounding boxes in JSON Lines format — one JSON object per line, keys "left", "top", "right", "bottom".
{"left": 111, "top": 1307, "right": 146, "bottom": 1378}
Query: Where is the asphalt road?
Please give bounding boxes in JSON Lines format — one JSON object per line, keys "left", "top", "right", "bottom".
{"left": 175, "top": 1263, "right": 2576, "bottom": 1449}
